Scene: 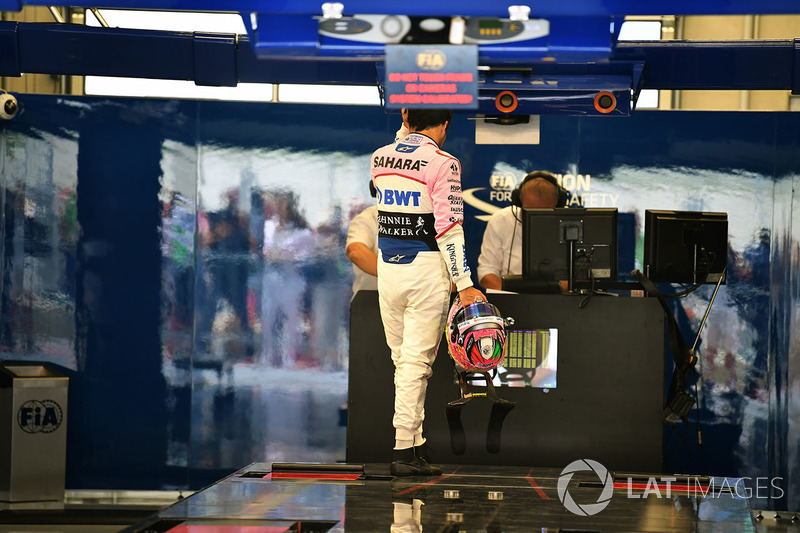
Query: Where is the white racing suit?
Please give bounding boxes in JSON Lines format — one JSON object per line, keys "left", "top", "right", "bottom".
{"left": 371, "top": 132, "right": 473, "bottom": 450}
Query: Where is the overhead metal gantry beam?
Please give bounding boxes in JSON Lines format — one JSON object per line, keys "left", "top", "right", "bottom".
{"left": 1, "top": 0, "right": 800, "bottom": 16}
{"left": 3, "top": 22, "right": 798, "bottom": 89}
{"left": 2, "top": 1, "right": 800, "bottom": 114}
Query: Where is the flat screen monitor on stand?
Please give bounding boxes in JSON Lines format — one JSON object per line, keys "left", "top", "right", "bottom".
{"left": 517, "top": 207, "right": 619, "bottom": 293}
{"left": 643, "top": 209, "right": 728, "bottom": 285}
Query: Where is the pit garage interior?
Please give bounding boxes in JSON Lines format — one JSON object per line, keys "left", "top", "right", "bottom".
{"left": 1, "top": 1, "right": 800, "bottom": 532}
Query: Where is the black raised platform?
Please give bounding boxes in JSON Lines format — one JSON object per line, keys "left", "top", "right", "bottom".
{"left": 347, "top": 291, "right": 666, "bottom": 472}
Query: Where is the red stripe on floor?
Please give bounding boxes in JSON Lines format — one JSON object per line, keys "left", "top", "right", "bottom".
{"left": 264, "top": 472, "right": 361, "bottom": 480}
{"left": 525, "top": 469, "right": 550, "bottom": 500}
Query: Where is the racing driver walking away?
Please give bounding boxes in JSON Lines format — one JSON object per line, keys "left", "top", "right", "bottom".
{"left": 371, "top": 109, "right": 486, "bottom": 476}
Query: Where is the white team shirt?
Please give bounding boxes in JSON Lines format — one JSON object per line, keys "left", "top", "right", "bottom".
{"left": 477, "top": 205, "right": 524, "bottom": 282}
{"left": 346, "top": 205, "right": 379, "bottom": 298}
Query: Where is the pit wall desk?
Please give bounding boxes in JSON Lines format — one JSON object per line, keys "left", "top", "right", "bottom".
{"left": 347, "top": 292, "right": 665, "bottom": 472}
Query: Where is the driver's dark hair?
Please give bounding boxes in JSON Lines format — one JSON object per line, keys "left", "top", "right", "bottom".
{"left": 407, "top": 109, "right": 452, "bottom": 131}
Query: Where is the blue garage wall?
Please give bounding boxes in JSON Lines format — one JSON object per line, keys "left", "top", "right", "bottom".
{"left": 0, "top": 95, "right": 797, "bottom": 510}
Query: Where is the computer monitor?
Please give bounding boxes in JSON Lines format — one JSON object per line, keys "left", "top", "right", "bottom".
{"left": 643, "top": 210, "right": 728, "bottom": 285}
{"left": 521, "top": 207, "right": 618, "bottom": 290}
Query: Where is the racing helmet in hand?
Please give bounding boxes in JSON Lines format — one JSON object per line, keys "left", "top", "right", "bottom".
{"left": 446, "top": 298, "right": 509, "bottom": 373}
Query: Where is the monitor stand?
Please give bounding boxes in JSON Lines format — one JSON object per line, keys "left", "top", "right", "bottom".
{"left": 567, "top": 240, "right": 577, "bottom": 293}
{"left": 562, "top": 222, "right": 582, "bottom": 293}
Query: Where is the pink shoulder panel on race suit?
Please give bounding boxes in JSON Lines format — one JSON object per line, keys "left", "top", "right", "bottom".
{"left": 370, "top": 133, "right": 472, "bottom": 291}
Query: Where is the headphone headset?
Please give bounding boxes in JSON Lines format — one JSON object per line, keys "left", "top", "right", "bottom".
{"left": 503, "top": 171, "right": 569, "bottom": 278}
{"left": 510, "top": 171, "right": 569, "bottom": 209}
{"left": 369, "top": 179, "right": 377, "bottom": 198}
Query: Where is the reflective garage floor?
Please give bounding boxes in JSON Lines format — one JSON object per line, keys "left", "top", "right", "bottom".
{"left": 123, "top": 463, "right": 800, "bottom": 533}
{"left": 0, "top": 490, "right": 186, "bottom": 533}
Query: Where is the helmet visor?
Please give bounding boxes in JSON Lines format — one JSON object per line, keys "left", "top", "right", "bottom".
{"left": 457, "top": 302, "right": 504, "bottom": 334}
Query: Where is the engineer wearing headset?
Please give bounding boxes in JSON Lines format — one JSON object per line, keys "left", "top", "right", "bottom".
{"left": 477, "top": 171, "right": 568, "bottom": 290}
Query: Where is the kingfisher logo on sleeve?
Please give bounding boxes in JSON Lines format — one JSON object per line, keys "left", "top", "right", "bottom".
{"left": 445, "top": 243, "right": 461, "bottom": 278}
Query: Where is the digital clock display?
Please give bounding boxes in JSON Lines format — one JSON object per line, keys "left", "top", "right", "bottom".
{"left": 479, "top": 19, "right": 504, "bottom": 29}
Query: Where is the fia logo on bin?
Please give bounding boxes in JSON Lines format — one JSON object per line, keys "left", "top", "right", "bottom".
{"left": 17, "top": 400, "right": 63, "bottom": 434}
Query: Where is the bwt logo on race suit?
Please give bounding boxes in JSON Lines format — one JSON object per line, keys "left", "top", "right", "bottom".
{"left": 17, "top": 399, "right": 64, "bottom": 434}
{"left": 377, "top": 188, "right": 422, "bottom": 207}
